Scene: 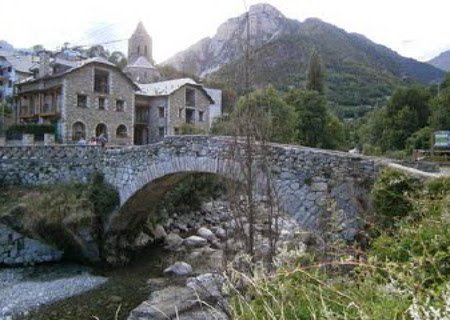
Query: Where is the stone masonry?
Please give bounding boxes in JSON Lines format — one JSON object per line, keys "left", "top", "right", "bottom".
{"left": 0, "top": 223, "right": 62, "bottom": 266}
{"left": 0, "top": 136, "right": 382, "bottom": 238}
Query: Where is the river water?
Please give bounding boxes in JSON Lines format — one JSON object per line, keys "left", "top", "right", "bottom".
{"left": 16, "top": 246, "right": 169, "bottom": 320}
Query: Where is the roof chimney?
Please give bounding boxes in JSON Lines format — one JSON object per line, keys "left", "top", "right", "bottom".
{"left": 38, "top": 51, "right": 51, "bottom": 78}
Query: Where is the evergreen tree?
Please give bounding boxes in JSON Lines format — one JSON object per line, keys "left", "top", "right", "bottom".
{"left": 306, "top": 50, "right": 325, "bottom": 94}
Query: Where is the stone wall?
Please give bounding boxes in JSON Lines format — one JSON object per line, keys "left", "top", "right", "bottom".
{"left": 0, "top": 223, "right": 62, "bottom": 266}
{"left": 167, "top": 85, "right": 211, "bottom": 135}
{"left": 0, "top": 145, "right": 104, "bottom": 185}
{"left": 64, "top": 64, "right": 135, "bottom": 145}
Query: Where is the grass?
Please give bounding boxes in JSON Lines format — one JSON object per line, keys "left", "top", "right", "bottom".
{"left": 227, "top": 173, "right": 450, "bottom": 320}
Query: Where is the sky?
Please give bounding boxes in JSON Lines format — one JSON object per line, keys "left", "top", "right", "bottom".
{"left": 1, "top": 0, "right": 449, "bottom": 63}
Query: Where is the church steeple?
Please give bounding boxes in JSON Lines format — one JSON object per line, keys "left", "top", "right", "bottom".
{"left": 128, "top": 21, "right": 153, "bottom": 65}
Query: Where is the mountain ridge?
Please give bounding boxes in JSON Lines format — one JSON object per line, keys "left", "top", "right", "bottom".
{"left": 163, "top": 3, "right": 445, "bottom": 106}
{"left": 428, "top": 50, "right": 450, "bottom": 71}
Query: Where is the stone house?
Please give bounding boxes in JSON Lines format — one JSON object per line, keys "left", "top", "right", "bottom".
{"left": 135, "top": 78, "right": 214, "bottom": 144}
{"left": 15, "top": 57, "right": 138, "bottom": 145}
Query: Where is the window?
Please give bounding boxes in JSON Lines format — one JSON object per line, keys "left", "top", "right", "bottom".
{"left": 174, "top": 127, "right": 179, "bottom": 135}
{"left": 186, "top": 88, "right": 195, "bottom": 106}
{"left": 0, "top": 81, "right": 3, "bottom": 86}
{"left": 77, "top": 94, "right": 87, "bottom": 108}
{"left": 158, "top": 127, "right": 165, "bottom": 137}
{"left": 186, "top": 109, "right": 195, "bottom": 124}
{"left": 116, "top": 100, "right": 124, "bottom": 112}
{"left": 116, "top": 125, "right": 128, "bottom": 138}
{"left": 7, "top": 66, "right": 12, "bottom": 73}
{"left": 8, "top": 80, "right": 12, "bottom": 88}
{"left": 94, "top": 69, "right": 109, "bottom": 94}
{"left": 158, "top": 106, "right": 165, "bottom": 118}
{"left": 95, "top": 123, "right": 107, "bottom": 137}
{"left": 98, "top": 97, "right": 105, "bottom": 110}
{"left": 72, "top": 122, "right": 86, "bottom": 141}
{"left": 178, "top": 108, "right": 183, "bottom": 118}
{"left": 199, "top": 111, "right": 204, "bottom": 122}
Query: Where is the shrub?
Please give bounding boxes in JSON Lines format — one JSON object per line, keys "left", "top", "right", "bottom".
{"left": 371, "top": 168, "right": 420, "bottom": 229}
{"left": 87, "top": 173, "right": 120, "bottom": 218}
{"left": 6, "top": 124, "right": 55, "bottom": 140}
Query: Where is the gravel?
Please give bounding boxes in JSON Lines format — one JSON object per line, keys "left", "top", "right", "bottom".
{"left": 0, "top": 267, "right": 107, "bottom": 319}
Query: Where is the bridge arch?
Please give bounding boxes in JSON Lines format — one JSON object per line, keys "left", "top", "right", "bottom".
{"left": 104, "top": 155, "right": 242, "bottom": 235}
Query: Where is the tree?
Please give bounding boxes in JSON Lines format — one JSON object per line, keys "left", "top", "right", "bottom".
{"left": 285, "top": 89, "right": 329, "bottom": 147}
{"left": 238, "top": 87, "right": 297, "bottom": 144}
{"left": 86, "top": 45, "right": 109, "bottom": 59}
{"left": 430, "top": 87, "right": 450, "bottom": 130}
{"left": 108, "top": 51, "right": 127, "bottom": 70}
{"left": 306, "top": 50, "right": 325, "bottom": 94}
{"left": 32, "top": 44, "right": 45, "bottom": 53}
{"left": 214, "top": 87, "right": 297, "bottom": 144}
{"left": 387, "top": 86, "right": 431, "bottom": 128}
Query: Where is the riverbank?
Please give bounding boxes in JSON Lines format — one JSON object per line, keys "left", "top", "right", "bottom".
{"left": 0, "top": 263, "right": 107, "bottom": 320}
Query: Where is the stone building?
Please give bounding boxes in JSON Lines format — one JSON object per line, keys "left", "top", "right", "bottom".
{"left": 124, "top": 22, "right": 160, "bottom": 84}
{"left": 15, "top": 57, "right": 138, "bottom": 145}
{"left": 0, "top": 50, "right": 34, "bottom": 102}
{"left": 134, "top": 78, "right": 214, "bottom": 144}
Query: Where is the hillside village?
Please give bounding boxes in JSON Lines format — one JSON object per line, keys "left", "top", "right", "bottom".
{"left": 0, "top": 23, "right": 222, "bottom": 145}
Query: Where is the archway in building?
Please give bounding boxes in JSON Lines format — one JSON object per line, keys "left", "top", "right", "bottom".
{"left": 72, "top": 121, "right": 86, "bottom": 141}
{"left": 95, "top": 123, "right": 108, "bottom": 137}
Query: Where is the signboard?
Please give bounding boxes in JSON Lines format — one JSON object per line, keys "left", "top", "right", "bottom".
{"left": 434, "top": 131, "right": 450, "bottom": 148}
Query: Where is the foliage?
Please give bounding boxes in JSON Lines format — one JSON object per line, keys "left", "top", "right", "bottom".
{"left": 285, "top": 89, "right": 345, "bottom": 149}
{"left": 88, "top": 173, "right": 120, "bottom": 218}
{"left": 0, "top": 173, "right": 119, "bottom": 253}
{"left": 306, "top": 50, "right": 325, "bottom": 94}
{"left": 230, "top": 175, "right": 450, "bottom": 320}
{"left": 406, "top": 127, "right": 434, "bottom": 152}
{"left": 234, "top": 86, "right": 298, "bottom": 144}
{"left": 430, "top": 86, "right": 450, "bottom": 130}
{"left": 6, "top": 124, "right": 55, "bottom": 140}
{"left": 355, "top": 85, "right": 439, "bottom": 153}
{"left": 179, "top": 123, "right": 207, "bottom": 135}
{"left": 371, "top": 168, "right": 420, "bottom": 229}
{"left": 156, "top": 173, "right": 225, "bottom": 214}
{"left": 108, "top": 51, "right": 128, "bottom": 70}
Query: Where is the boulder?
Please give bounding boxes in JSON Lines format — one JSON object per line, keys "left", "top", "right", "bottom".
{"left": 128, "top": 286, "right": 197, "bottom": 320}
{"left": 153, "top": 224, "right": 167, "bottom": 241}
{"left": 134, "top": 232, "right": 153, "bottom": 248}
{"left": 183, "top": 236, "right": 208, "bottom": 248}
{"left": 197, "top": 227, "right": 216, "bottom": 242}
{"left": 165, "top": 233, "right": 184, "bottom": 251}
{"left": 214, "top": 227, "right": 227, "bottom": 240}
{"left": 163, "top": 262, "right": 193, "bottom": 277}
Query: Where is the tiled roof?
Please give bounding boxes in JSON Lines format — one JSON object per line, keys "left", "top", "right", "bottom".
{"left": 0, "top": 51, "right": 34, "bottom": 74}
{"left": 126, "top": 56, "right": 156, "bottom": 70}
{"left": 16, "top": 57, "right": 138, "bottom": 89}
{"left": 138, "top": 78, "right": 198, "bottom": 96}
{"left": 137, "top": 78, "right": 215, "bottom": 103}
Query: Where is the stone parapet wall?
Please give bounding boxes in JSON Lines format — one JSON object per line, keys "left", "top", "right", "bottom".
{"left": 0, "top": 145, "right": 104, "bottom": 185}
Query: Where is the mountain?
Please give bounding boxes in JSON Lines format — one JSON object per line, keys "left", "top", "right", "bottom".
{"left": 428, "top": 51, "right": 450, "bottom": 71}
{"left": 164, "top": 3, "right": 301, "bottom": 77}
{"left": 163, "top": 3, "right": 445, "bottom": 106}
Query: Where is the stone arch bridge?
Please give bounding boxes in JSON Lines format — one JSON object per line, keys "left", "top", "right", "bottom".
{"left": 0, "top": 136, "right": 388, "bottom": 237}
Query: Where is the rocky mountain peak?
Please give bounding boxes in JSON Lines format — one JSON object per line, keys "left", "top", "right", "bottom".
{"left": 248, "top": 3, "right": 285, "bottom": 19}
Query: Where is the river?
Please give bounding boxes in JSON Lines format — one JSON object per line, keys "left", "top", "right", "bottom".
{"left": 12, "top": 246, "right": 169, "bottom": 320}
